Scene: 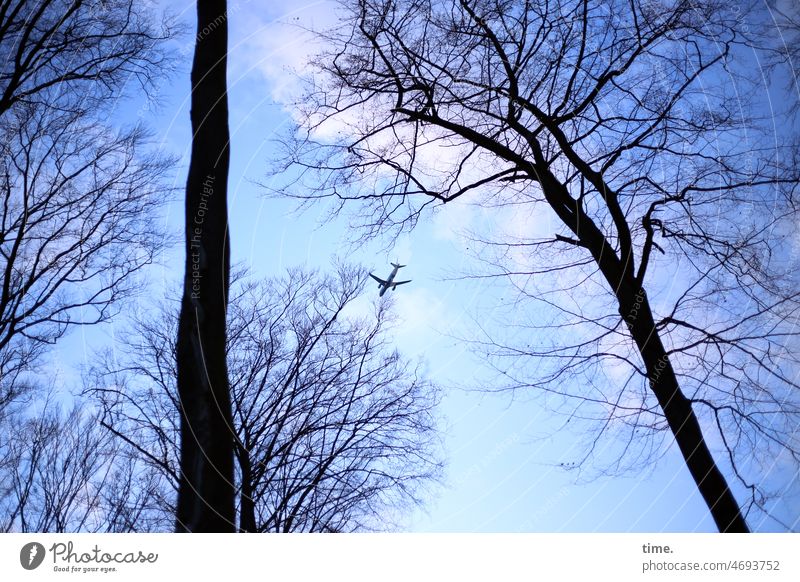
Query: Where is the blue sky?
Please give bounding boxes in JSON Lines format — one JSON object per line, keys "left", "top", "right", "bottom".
{"left": 53, "top": 0, "right": 799, "bottom": 532}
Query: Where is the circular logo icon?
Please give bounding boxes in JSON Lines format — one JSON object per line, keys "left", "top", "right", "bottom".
{"left": 20, "top": 542, "right": 46, "bottom": 570}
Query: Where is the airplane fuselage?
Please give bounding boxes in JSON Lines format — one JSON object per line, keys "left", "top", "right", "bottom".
{"left": 379, "top": 265, "right": 402, "bottom": 296}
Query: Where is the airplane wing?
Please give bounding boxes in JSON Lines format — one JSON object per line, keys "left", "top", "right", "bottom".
{"left": 393, "top": 280, "right": 411, "bottom": 286}
{"left": 369, "top": 273, "right": 387, "bottom": 285}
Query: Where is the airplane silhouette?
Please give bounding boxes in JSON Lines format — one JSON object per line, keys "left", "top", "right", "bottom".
{"left": 369, "top": 263, "right": 411, "bottom": 297}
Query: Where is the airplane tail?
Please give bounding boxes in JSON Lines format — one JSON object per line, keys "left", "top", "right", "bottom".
{"left": 391, "top": 262, "right": 406, "bottom": 269}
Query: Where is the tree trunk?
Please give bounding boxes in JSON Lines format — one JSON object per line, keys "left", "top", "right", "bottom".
{"left": 174, "top": 0, "right": 235, "bottom": 532}
{"left": 237, "top": 442, "right": 257, "bottom": 532}
{"left": 540, "top": 167, "right": 748, "bottom": 532}
{"left": 619, "top": 286, "right": 749, "bottom": 532}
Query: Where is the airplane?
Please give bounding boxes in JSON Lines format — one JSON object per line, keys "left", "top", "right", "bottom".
{"left": 369, "top": 263, "right": 411, "bottom": 297}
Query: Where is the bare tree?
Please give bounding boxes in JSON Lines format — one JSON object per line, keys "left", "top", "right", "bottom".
{"left": 0, "top": 0, "right": 176, "bottom": 416}
{"left": 0, "top": 399, "right": 166, "bottom": 532}
{"left": 0, "top": 0, "right": 175, "bottom": 115}
{"left": 0, "top": 106, "right": 173, "bottom": 401}
{"left": 175, "top": 0, "right": 235, "bottom": 532}
{"left": 275, "top": 0, "right": 800, "bottom": 531}
{"left": 90, "top": 266, "right": 442, "bottom": 532}
{"left": 0, "top": 0, "right": 179, "bottom": 532}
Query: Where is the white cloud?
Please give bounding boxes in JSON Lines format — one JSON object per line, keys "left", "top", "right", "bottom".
{"left": 231, "top": 1, "right": 339, "bottom": 106}
{"left": 392, "top": 285, "right": 450, "bottom": 354}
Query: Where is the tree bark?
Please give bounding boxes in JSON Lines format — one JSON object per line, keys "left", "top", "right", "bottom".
{"left": 546, "top": 162, "right": 749, "bottom": 531}
{"left": 618, "top": 286, "right": 749, "bottom": 532}
{"left": 175, "top": 0, "right": 235, "bottom": 532}
{"left": 237, "top": 441, "right": 257, "bottom": 532}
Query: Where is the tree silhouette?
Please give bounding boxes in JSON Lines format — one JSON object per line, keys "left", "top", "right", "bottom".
{"left": 0, "top": 0, "right": 174, "bottom": 116}
{"left": 0, "top": 0, "right": 177, "bottom": 532}
{"left": 276, "top": 0, "right": 800, "bottom": 531}
{"left": 175, "top": 0, "right": 236, "bottom": 532}
{"left": 0, "top": 0, "right": 175, "bottom": 417}
{"left": 0, "top": 399, "right": 166, "bottom": 532}
{"left": 90, "top": 266, "right": 442, "bottom": 532}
